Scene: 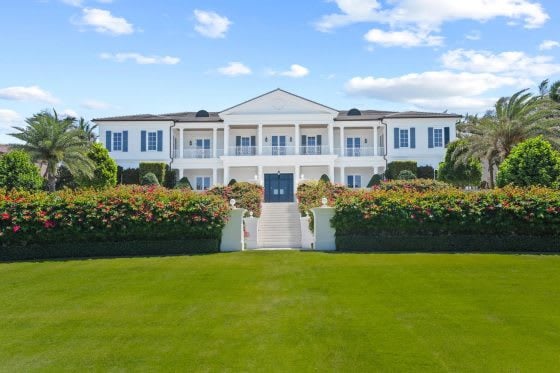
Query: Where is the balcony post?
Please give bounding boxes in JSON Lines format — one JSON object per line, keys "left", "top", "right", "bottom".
{"left": 213, "top": 127, "right": 218, "bottom": 158}
{"left": 294, "top": 124, "right": 300, "bottom": 155}
{"left": 224, "top": 166, "right": 230, "bottom": 185}
{"left": 212, "top": 167, "right": 218, "bottom": 187}
{"left": 328, "top": 122, "right": 334, "bottom": 155}
{"left": 223, "top": 125, "right": 229, "bottom": 156}
{"left": 340, "top": 166, "right": 345, "bottom": 185}
{"left": 329, "top": 163, "right": 335, "bottom": 181}
{"left": 339, "top": 125, "right": 344, "bottom": 156}
{"left": 373, "top": 126, "right": 378, "bottom": 156}
{"left": 258, "top": 165, "right": 264, "bottom": 186}
{"left": 179, "top": 128, "right": 184, "bottom": 158}
{"left": 258, "top": 124, "right": 263, "bottom": 155}
{"left": 294, "top": 165, "right": 300, "bottom": 189}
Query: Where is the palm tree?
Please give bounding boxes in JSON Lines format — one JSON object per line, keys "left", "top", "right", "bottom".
{"left": 10, "top": 109, "right": 95, "bottom": 192}
{"left": 550, "top": 80, "right": 560, "bottom": 103}
{"left": 455, "top": 89, "right": 560, "bottom": 187}
{"left": 75, "top": 117, "right": 98, "bottom": 142}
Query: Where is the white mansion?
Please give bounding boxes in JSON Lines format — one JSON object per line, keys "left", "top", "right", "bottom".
{"left": 94, "top": 89, "right": 460, "bottom": 202}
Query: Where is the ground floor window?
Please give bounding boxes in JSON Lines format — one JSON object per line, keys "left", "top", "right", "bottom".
{"left": 347, "top": 175, "right": 362, "bottom": 188}
{"left": 196, "top": 176, "right": 211, "bottom": 191}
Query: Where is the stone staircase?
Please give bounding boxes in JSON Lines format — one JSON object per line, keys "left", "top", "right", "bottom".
{"left": 257, "top": 202, "right": 302, "bottom": 248}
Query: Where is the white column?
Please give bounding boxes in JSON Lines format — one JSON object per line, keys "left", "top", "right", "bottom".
{"left": 212, "top": 127, "right": 218, "bottom": 158}
{"left": 224, "top": 166, "right": 230, "bottom": 185}
{"left": 212, "top": 167, "right": 218, "bottom": 187}
{"left": 258, "top": 165, "right": 264, "bottom": 186}
{"left": 223, "top": 125, "right": 229, "bottom": 155}
{"left": 339, "top": 125, "right": 345, "bottom": 156}
{"left": 294, "top": 124, "right": 300, "bottom": 155}
{"left": 294, "top": 165, "right": 300, "bottom": 189}
{"left": 373, "top": 126, "right": 378, "bottom": 156}
{"left": 329, "top": 163, "right": 335, "bottom": 181}
{"left": 340, "top": 166, "right": 345, "bottom": 185}
{"left": 258, "top": 124, "right": 263, "bottom": 155}
{"left": 328, "top": 123, "right": 334, "bottom": 155}
{"left": 179, "top": 128, "right": 184, "bottom": 158}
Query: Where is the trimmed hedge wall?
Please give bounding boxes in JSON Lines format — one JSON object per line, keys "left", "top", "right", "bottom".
{"left": 1, "top": 239, "right": 219, "bottom": 261}
{"left": 1, "top": 186, "right": 229, "bottom": 250}
{"left": 332, "top": 187, "right": 560, "bottom": 237}
{"left": 386, "top": 161, "right": 417, "bottom": 180}
{"left": 118, "top": 167, "right": 140, "bottom": 185}
{"left": 139, "top": 162, "right": 167, "bottom": 184}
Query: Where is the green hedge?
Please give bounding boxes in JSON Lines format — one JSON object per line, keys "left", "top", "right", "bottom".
{"left": 375, "top": 179, "right": 453, "bottom": 192}
{"left": 139, "top": 162, "right": 167, "bottom": 184}
{"left": 118, "top": 167, "right": 140, "bottom": 185}
{"left": 207, "top": 182, "right": 263, "bottom": 217}
{"left": 1, "top": 239, "right": 219, "bottom": 261}
{"left": 1, "top": 186, "right": 229, "bottom": 249}
{"left": 386, "top": 161, "right": 417, "bottom": 179}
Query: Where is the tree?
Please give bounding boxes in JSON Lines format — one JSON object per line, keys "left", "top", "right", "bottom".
{"left": 550, "top": 81, "right": 560, "bottom": 103}
{"left": 0, "top": 150, "right": 43, "bottom": 190}
{"left": 497, "top": 137, "right": 560, "bottom": 188}
{"left": 456, "top": 89, "right": 560, "bottom": 187}
{"left": 10, "top": 110, "right": 95, "bottom": 192}
{"left": 76, "top": 143, "right": 117, "bottom": 189}
{"left": 397, "top": 170, "right": 417, "bottom": 180}
{"left": 75, "top": 117, "right": 98, "bottom": 142}
{"left": 438, "top": 140, "right": 482, "bottom": 187}
{"left": 141, "top": 172, "right": 159, "bottom": 186}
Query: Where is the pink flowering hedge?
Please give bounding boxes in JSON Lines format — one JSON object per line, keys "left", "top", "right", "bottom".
{"left": 332, "top": 187, "right": 560, "bottom": 237}
{"left": 1, "top": 185, "right": 229, "bottom": 248}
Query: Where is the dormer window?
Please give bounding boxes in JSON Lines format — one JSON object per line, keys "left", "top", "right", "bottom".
{"left": 195, "top": 110, "right": 210, "bottom": 118}
{"left": 347, "top": 108, "right": 361, "bottom": 116}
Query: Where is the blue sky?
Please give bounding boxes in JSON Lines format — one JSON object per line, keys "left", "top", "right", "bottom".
{"left": 1, "top": 0, "right": 560, "bottom": 143}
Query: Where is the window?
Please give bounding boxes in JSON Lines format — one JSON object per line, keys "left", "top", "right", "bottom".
{"left": 433, "top": 128, "right": 443, "bottom": 147}
{"left": 147, "top": 131, "right": 157, "bottom": 151}
{"left": 347, "top": 175, "right": 362, "bottom": 188}
{"left": 196, "top": 138, "right": 211, "bottom": 158}
{"left": 399, "top": 129, "right": 409, "bottom": 148}
{"left": 195, "top": 176, "right": 211, "bottom": 191}
{"left": 346, "top": 137, "right": 361, "bottom": 156}
{"left": 113, "top": 132, "right": 122, "bottom": 151}
{"left": 272, "top": 136, "right": 286, "bottom": 155}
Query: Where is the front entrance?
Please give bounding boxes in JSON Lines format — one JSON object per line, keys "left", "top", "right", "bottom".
{"left": 264, "top": 173, "right": 294, "bottom": 202}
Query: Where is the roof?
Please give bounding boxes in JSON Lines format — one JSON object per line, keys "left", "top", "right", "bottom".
{"left": 93, "top": 89, "right": 462, "bottom": 123}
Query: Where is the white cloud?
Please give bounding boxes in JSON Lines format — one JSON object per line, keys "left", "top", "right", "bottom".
{"left": 0, "top": 86, "right": 59, "bottom": 104}
{"left": 79, "top": 8, "right": 134, "bottom": 35}
{"left": 0, "top": 109, "right": 22, "bottom": 131}
{"left": 62, "top": 109, "right": 79, "bottom": 118}
{"left": 81, "top": 99, "right": 112, "bottom": 110}
{"left": 539, "top": 40, "right": 560, "bottom": 51}
{"left": 364, "top": 29, "right": 443, "bottom": 47}
{"left": 217, "top": 62, "right": 252, "bottom": 76}
{"left": 345, "top": 71, "right": 528, "bottom": 112}
{"left": 270, "top": 64, "right": 310, "bottom": 78}
{"left": 100, "top": 52, "right": 180, "bottom": 65}
{"left": 193, "top": 10, "right": 231, "bottom": 38}
{"left": 441, "top": 49, "right": 560, "bottom": 77}
{"left": 317, "top": 0, "right": 549, "bottom": 32}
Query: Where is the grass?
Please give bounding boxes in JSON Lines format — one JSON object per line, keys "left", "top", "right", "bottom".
{"left": 1, "top": 251, "right": 560, "bottom": 372}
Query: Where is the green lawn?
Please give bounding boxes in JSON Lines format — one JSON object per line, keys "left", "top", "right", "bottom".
{"left": 2, "top": 251, "right": 560, "bottom": 372}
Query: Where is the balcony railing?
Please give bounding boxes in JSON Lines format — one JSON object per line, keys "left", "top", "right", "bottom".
{"left": 300, "top": 145, "right": 329, "bottom": 155}
{"left": 173, "top": 149, "right": 223, "bottom": 159}
{"left": 261, "top": 146, "right": 296, "bottom": 156}
{"left": 337, "top": 147, "right": 385, "bottom": 157}
{"left": 229, "top": 146, "right": 257, "bottom": 156}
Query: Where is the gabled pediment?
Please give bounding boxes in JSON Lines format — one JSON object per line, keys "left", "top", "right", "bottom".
{"left": 219, "top": 89, "right": 339, "bottom": 117}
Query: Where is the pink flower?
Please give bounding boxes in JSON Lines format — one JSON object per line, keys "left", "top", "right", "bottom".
{"left": 1, "top": 212, "right": 9, "bottom": 220}
{"left": 12, "top": 225, "right": 21, "bottom": 233}
{"left": 44, "top": 220, "right": 56, "bottom": 229}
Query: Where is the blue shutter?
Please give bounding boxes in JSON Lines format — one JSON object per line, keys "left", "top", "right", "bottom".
{"left": 235, "top": 136, "right": 241, "bottom": 146}
{"left": 394, "top": 128, "right": 400, "bottom": 149}
{"left": 141, "top": 131, "right": 146, "bottom": 152}
{"left": 444, "top": 127, "right": 450, "bottom": 146}
{"left": 410, "top": 128, "right": 415, "bottom": 148}
{"left": 317, "top": 135, "right": 322, "bottom": 154}
{"left": 250, "top": 136, "right": 256, "bottom": 146}
{"left": 122, "top": 131, "right": 128, "bottom": 152}
{"left": 157, "top": 130, "right": 163, "bottom": 151}
{"left": 428, "top": 127, "right": 434, "bottom": 148}
{"left": 301, "top": 135, "right": 306, "bottom": 154}
{"left": 105, "top": 131, "right": 112, "bottom": 152}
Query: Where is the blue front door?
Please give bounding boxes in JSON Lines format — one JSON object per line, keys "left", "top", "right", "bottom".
{"left": 264, "top": 173, "right": 294, "bottom": 202}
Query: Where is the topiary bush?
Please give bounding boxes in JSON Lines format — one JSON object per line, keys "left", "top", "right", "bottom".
{"left": 141, "top": 172, "right": 159, "bottom": 186}
{"left": 175, "top": 177, "right": 192, "bottom": 190}
{"left": 207, "top": 182, "right": 263, "bottom": 217}
{"left": 417, "top": 165, "right": 435, "bottom": 179}
{"left": 386, "top": 161, "right": 417, "bottom": 180}
{"left": 163, "top": 166, "right": 177, "bottom": 189}
{"left": 319, "top": 174, "right": 331, "bottom": 184}
{"left": 497, "top": 136, "right": 560, "bottom": 188}
{"left": 367, "top": 174, "right": 383, "bottom": 187}
{"left": 397, "top": 170, "right": 417, "bottom": 180}
{"left": 227, "top": 178, "right": 237, "bottom": 186}
{"left": 76, "top": 143, "right": 118, "bottom": 189}
{"left": 0, "top": 150, "right": 43, "bottom": 191}
{"left": 139, "top": 162, "right": 166, "bottom": 184}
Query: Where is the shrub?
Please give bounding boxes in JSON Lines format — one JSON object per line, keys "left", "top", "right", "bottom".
{"left": 0, "top": 150, "right": 43, "bottom": 191}
{"left": 56, "top": 166, "right": 78, "bottom": 190}
{"left": 176, "top": 177, "right": 192, "bottom": 190}
{"left": 207, "top": 182, "right": 263, "bottom": 217}
{"left": 319, "top": 174, "right": 331, "bottom": 184}
{"left": 76, "top": 143, "right": 118, "bottom": 189}
{"left": 163, "top": 166, "right": 177, "bottom": 189}
{"left": 438, "top": 140, "right": 482, "bottom": 187}
{"left": 497, "top": 137, "right": 560, "bottom": 188}
{"left": 386, "top": 161, "right": 417, "bottom": 180}
{"left": 417, "top": 165, "right": 435, "bottom": 179}
{"left": 367, "top": 174, "right": 383, "bottom": 187}
{"left": 331, "top": 187, "right": 560, "bottom": 239}
{"left": 227, "top": 178, "right": 237, "bottom": 186}
{"left": 375, "top": 179, "right": 452, "bottom": 192}
{"left": 118, "top": 167, "right": 140, "bottom": 185}
{"left": 139, "top": 162, "right": 166, "bottom": 184}
{"left": 296, "top": 180, "right": 347, "bottom": 231}
{"left": 0, "top": 185, "right": 230, "bottom": 248}
{"left": 397, "top": 170, "right": 417, "bottom": 180}
{"left": 141, "top": 172, "right": 159, "bottom": 186}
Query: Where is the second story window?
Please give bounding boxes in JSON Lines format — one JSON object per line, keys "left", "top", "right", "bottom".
{"left": 433, "top": 128, "right": 443, "bottom": 147}
{"left": 113, "top": 132, "right": 122, "bottom": 151}
{"left": 147, "top": 131, "right": 157, "bottom": 151}
{"left": 399, "top": 129, "right": 409, "bottom": 148}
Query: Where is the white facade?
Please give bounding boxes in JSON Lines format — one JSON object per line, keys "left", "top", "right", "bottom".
{"left": 94, "top": 89, "right": 460, "bottom": 197}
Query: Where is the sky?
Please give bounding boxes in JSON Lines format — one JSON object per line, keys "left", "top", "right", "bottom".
{"left": 1, "top": 0, "right": 560, "bottom": 143}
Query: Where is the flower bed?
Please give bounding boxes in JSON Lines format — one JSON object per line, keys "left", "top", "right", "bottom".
{"left": 206, "top": 182, "right": 263, "bottom": 217}
{"left": 1, "top": 186, "right": 229, "bottom": 259}
{"left": 332, "top": 187, "right": 560, "bottom": 251}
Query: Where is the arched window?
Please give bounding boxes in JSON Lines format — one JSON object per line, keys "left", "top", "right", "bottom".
{"left": 347, "top": 108, "right": 361, "bottom": 116}
{"left": 195, "top": 110, "right": 210, "bottom": 118}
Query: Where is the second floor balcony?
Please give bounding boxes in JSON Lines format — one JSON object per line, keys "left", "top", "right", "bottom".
{"left": 337, "top": 147, "right": 385, "bottom": 157}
